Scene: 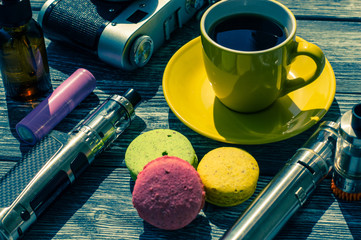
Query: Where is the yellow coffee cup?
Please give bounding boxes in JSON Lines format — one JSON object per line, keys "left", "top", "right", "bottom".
{"left": 200, "top": 0, "right": 325, "bottom": 113}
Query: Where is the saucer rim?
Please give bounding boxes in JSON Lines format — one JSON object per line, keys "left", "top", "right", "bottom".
{"left": 163, "top": 36, "right": 336, "bottom": 144}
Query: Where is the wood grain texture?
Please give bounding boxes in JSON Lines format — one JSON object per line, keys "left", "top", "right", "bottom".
{"left": 1, "top": 0, "right": 361, "bottom": 239}
{"left": 28, "top": 0, "right": 361, "bottom": 19}
{"left": 281, "top": 0, "right": 361, "bottom": 20}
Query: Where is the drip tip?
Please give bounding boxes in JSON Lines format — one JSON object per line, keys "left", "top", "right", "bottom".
{"left": 124, "top": 88, "right": 141, "bottom": 107}
{"left": 351, "top": 104, "right": 361, "bottom": 133}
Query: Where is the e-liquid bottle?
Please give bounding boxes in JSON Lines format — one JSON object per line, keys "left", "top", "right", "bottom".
{"left": 0, "top": 0, "right": 52, "bottom": 101}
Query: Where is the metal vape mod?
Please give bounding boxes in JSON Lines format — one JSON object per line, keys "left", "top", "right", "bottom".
{"left": 0, "top": 89, "right": 141, "bottom": 240}
{"left": 332, "top": 103, "right": 361, "bottom": 200}
{"left": 221, "top": 121, "right": 339, "bottom": 240}
{"left": 38, "top": 0, "right": 208, "bottom": 70}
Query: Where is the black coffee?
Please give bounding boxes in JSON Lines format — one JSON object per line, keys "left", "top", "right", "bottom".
{"left": 209, "top": 14, "right": 288, "bottom": 51}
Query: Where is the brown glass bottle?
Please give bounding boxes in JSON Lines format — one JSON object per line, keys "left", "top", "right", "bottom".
{"left": 0, "top": 0, "right": 52, "bottom": 101}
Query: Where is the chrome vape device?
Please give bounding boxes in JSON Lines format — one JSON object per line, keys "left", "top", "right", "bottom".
{"left": 221, "top": 121, "right": 339, "bottom": 240}
{"left": 0, "top": 89, "right": 141, "bottom": 240}
{"left": 38, "top": 0, "right": 208, "bottom": 70}
{"left": 332, "top": 103, "right": 361, "bottom": 200}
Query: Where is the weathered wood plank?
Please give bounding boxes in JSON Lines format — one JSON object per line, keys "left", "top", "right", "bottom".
{"left": 281, "top": 0, "right": 361, "bottom": 20}
{"left": 29, "top": 0, "right": 361, "bottom": 19}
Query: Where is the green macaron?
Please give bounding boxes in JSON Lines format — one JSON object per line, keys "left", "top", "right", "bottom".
{"left": 125, "top": 129, "right": 198, "bottom": 180}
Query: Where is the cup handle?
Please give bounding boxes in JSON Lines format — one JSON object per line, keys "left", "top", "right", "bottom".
{"left": 281, "top": 38, "right": 326, "bottom": 96}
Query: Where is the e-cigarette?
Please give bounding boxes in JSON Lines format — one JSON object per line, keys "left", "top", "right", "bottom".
{"left": 0, "top": 89, "right": 141, "bottom": 240}
{"left": 221, "top": 121, "right": 339, "bottom": 240}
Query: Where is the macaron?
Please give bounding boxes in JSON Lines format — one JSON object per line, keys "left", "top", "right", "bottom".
{"left": 125, "top": 129, "right": 198, "bottom": 180}
{"left": 132, "top": 156, "right": 205, "bottom": 230}
{"left": 197, "top": 147, "right": 259, "bottom": 207}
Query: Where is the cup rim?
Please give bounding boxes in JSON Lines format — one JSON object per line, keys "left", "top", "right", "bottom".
{"left": 200, "top": 0, "right": 297, "bottom": 54}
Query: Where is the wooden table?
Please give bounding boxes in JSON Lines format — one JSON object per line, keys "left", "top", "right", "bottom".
{"left": 1, "top": 0, "right": 361, "bottom": 239}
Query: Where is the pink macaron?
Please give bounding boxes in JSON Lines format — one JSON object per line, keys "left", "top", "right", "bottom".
{"left": 132, "top": 156, "right": 205, "bottom": 230}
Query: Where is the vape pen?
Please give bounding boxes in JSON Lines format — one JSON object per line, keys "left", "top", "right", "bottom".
{"left": 0, "top": 89, "right": 141, "bottom": 240}
{"left": 221, "top": 121, "right": 339, "bottom": 240}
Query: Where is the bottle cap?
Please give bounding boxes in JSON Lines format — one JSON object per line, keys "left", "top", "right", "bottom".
{"left": 0, "top": 0, "right": 32, "bottom": 27}
{"left": 16, "top": 68, "right": 97, "bottom": 145}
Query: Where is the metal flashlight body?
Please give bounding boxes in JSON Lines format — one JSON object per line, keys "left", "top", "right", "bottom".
{"left": 0, "top": 89, "right": 140, "bottom": 240}
{"left": 221, "top": 121, "right": 339, "bottom": 240}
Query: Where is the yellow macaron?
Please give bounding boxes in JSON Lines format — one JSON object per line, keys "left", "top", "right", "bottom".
{"left": 197, "top": 147, "right": 259, "bottom": 207}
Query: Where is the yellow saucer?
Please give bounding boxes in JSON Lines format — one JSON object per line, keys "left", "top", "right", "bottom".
{"left": 163, "top": 37, "right": 336, "bottom": 144}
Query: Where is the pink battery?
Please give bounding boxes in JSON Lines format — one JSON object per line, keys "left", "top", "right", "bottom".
{"left": 16, "top": 68, "right": 96, "bottom": 145}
